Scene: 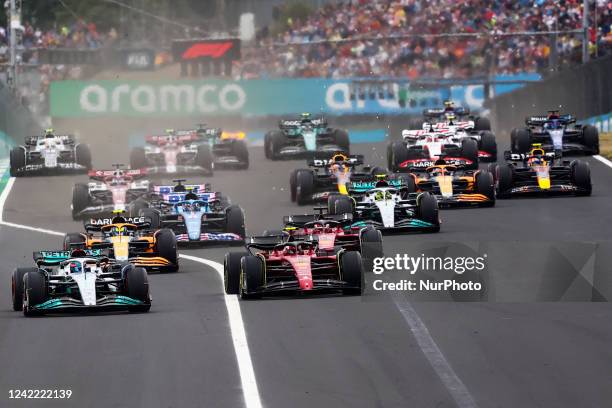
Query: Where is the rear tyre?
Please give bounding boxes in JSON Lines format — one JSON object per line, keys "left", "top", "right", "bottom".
{"left": 224, "top": 252, "right": 248, "bottom": 295}
{"left": 130, "top": 147, "right": 147, "bottom": 169}
{"left": 139, "top": 208, "right": 161, "bottom": 229}
{"left": 330, "top": 195, "right": 353, "bottom": 215}
{"left": 474, "top": 117, "right": 491, "bottom": 131}
{"left": 240, "top": 256, "right": 264, "bottom": 299}
{"left": 12, "top": 267, "right": 36, "bottom": 311}
{"left": 395, "top": 173, "right": 417, "bottom": 198}
{"left": 75, "top": 144, "right": 92, "bottom": 169}
{"left": 496, "top": 164, "right": 514, "bottom": 198}
{"left": 295, "top": 170, "right": 314, "bottom": 205}
{"left": 360, "top": 227, "right": 383, "bottom": 271}
{"left": 475, "top": 171, "right": 495, "bottom": 206}
{"left": 232, "top": 140, "right": 250, "bottom": 169}
{"left": 263, "top": 230, "right": 284, "bottom": 236}
{"left": 460, "top": 138, "right": 479, "bottom": 169}
{"left": 197, "top": 145, "right": 214, "bottom": 175}
{"left": 512, "top": 128, "right": 531, "bottom": 153}
{"left": 155, "top": 229, "right": 178, "bottom": 272}
{"left": 333, "top": 129, "right": 350, "bottom": 153}
{"left": 388, "top": 141, "right": 409, "bottom": 172}
{"left": 23, "top": 271, "right": 47, "bottom": 316}
{"left": 63, "top": 233, "right": 86, "bottom": 250}
{"left": 582, "top": 125, "right": 599, "bottom": 155}
{"left": 340, "top": 251, "right": 363, "bottom": 295}
{"left": 264, "top": 131, "right": 285, "bottom": 160}
{"left": 9, "top": 147, "right": 25, "bottom": 177}
{"left": 289, "top": 169, "right": 298, "bottom": 202}
{"left": 71, "top": 183, "right": 90, "bottom": 219}
{"left": 416, "top": 193, "right": 440, "bottom": 232}
{"left": 479, "top": 131, "right": 497, "bottom": 160}
{"left": 125, "top": 266, "right": 151, "bottom": 312}
{"left": 226, "top": 205, "right": 246, "bottom": 238}
{"left": 571, "top": 160, "right": 592, "bottom": 196}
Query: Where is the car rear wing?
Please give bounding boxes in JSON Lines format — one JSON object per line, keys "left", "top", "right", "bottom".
{"left": 152, "top": 183, "right": 211, "bottom": 195}
{"left": 88, "top": 168, "right": 147, "bottom": 180}
{"left": 25, "top": 135, "right": 75, "bottom": 146}
{"left": 525, "top": 114, "right": 575, "bottom": 127}
{"left": 307, "top": 154, "right": 364, "bottom": 168}
{"left": 84, "top": 216, "right": 152, "bottom": 231}
{"left": 283, "top": 212, "right": 352, "bottom": 227}
{"left": 279, "top": 117, "right": 327, "bottom": 129}
{"left": 503, "top": 150, "right": 557, "bottom": 162}
{"left": 144, "top": 132, "right": 201, "bottom": 145}
{"left": 33, "top": 249, "right": 107, "bottom": 265}
{"left": 195, "top": 125, "right": 222, "bottom": 138}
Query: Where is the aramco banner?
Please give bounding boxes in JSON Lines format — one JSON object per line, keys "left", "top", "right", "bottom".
{"left": 49, "top": 75, "right": 538, "bottom": 118}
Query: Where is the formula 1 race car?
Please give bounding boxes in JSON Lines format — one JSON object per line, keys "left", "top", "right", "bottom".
{"left": 71, "top": 165, "right": 150, "bottom": 219}
{"left": 328, "top": 181, "right": 440, "bottom": 233}
{"left": 224, "top": 237, "right": 362, "bottom": 298}
{"left": 9, "top": 129, "right": 92, "bottom": 177}
{"left": 138, "top": 180, "right": 246, "bottom": 246}
{"left": 63, "top": 214, "right": 179, "bottom": 272}
{"left": 265, "top": 209, "right": 383, "bottom": 262}
{"left": 264, "top": 113, "right": 350, "bottom": 160}
{"left": 11, "top": 249, "right": 151, "bottom": 316}
{"left": 192, "top": 124, "right": 249, "bottom": 169}
{"left": 423, "top": 100, "right": 492, "bottom": 131}
{"left": 493, "top": 144, "right": 592, "bottom": 198}
{"left": 388, "top": 124, "right": 480, "bottom": 172}
{"left": 289, "top": 153, "right": 389, "bottom": 205}
{"left": 407, "top": 160, "right": 495, "bottom": 207}
{"left": 510, "top": 111, "right": 599, "bottom": 155}
{"left": 129, "top": 129, "right": 215, "bottom": 176}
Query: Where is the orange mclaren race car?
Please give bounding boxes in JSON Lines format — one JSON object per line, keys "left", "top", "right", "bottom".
{"left": 405, "top": 159, "right": 495, "bottom": 207}
{"left": 62, "top": 213, "right": 179, "bottom": 272}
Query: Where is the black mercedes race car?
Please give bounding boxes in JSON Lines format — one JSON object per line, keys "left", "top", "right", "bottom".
{"left": 264, "top": 113, "right": 350, "bottom": 160}
{"left": 9, "top": 129, "right": 91, "bottom": 177}
{"left": 193, "top": 125, "right": 249, "bottom": 169}
{"left": 289, "top": 153, "right": 388, "bottom": 205}
{"left": 492, "top": 145, "right": 592, "bottom": 198}
{"left": 510, "top": 111, "right": 599, "bottom": 155}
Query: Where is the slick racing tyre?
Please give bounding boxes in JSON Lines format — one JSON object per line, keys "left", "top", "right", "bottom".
{"left": 264, "top": 130, "right": 285, "bottom": 160}
{"left": 340, "top": 251, "right": 363, "bottom": 295}
{"left": 23, "top": 271, "right": 47, "bottom": 316}
{"left": 63, "top": 233, "right": 86, "bottom": 250}
{"left": 387, "top": 141, "right": 409, "bottom": 172}
{"left": 570, "top": 160, "right": 592, "bottom": 196}
{"left": 289, "top": 169, "right": 298, "bottom": 202}
{"left": 475, "top": 171, "right": 495, "bottom": 206}
{"left": 479, "top": 131, "right": 497, "bottom": 160}
{"left": 75, "top": 144, "right": 92, "bottom": 169}
{"left": 155, "top": 229, "right": 178, "bottom": 272}
{"left": 511, "top": 128, "right": 531, "bottom": 153}
{"left": 295, "top": 170, "right": 314, "bottom": 206}
{"left": 71, "top": 183, "right": 90, "bottom": 219}
{"left": 240, "top": 256, "right": 264, "bottom": 300}
{"left": 393, "top": 173, "right": 417, "bottom": 198}
{"left": 129, "top": 199, "right": 149, "bottom": 217}
{"left": 474, "top": 117, "right": 491, "bottom": 131}
{"left": 224, "top": 252, "right": 248, "bottom": 295}
{"left": 333, "top": 129, "right": 350, "bottom": 153}
{"left": 496, "top": 164, "right": 514, "bottom": 199}
{"left": 226, "top": 205, "right": 246, "bottom": 238}
{"left": 232, "top": 140, "right": 250, "bottom": 169}
{"left": 460, "top": 138, "right": 479, "bottom": 169}
{"left": 130, "top": 147, "right": 147, "bottom": 169}
{"left": 125, "top": 266, "right": 151, "bottom": 313}
{"left": 359, "top": 226, "right": 383, "bottom": 266}
{"left": 139, "top": 208, "right": 161, "bottom": 229}
{"left": 197, "top": 145, "right": 214, "bottom": 175}
{"left": 9, "top": 147, "right": 25, "bottom": 177}
{"left": 329, "top": 195, "right": 353, "bottom": 215}
{"left": 416, "top": 192, "right": 440, "bottom": 232}
{"left": 12, "top": 267, "right": 37, "bottom": 311}
{"left": 487, "top": 163, "right": 498, "bottom": 181}
{"left": 582, "top": 125, "right": 599, "bottom": 155}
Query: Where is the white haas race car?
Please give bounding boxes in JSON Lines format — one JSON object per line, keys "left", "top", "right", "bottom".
{"left": 71, "top": 166, "right": 150, "bottom": 219}
{"left": 9, "top": 129, "right": 92, "bottom": 176}
{"left": 129, "top": 129, "right": 214, "bottom": 176}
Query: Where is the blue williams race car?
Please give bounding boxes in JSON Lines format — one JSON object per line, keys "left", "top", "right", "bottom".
{"left": 137, "top": 180, "right": 246, "bottom": 245}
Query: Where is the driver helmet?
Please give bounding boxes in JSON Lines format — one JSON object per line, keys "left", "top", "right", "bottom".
{"left": 300, "top": 112, "right": 312, "bottom": 124}
{"left": 545, "top": 119, "right": 563, "bottom": 130}
{"left": 69, "top": 261, "right": 82, "bottom": 274}
{"left": 443, "top": 100, "right": 455, "bottom": 111}
{"left": 185, "top": 191, "right": 198, "bottom": 200}
{"left": 44, "top": 128, "right": 55, "bottom": 138}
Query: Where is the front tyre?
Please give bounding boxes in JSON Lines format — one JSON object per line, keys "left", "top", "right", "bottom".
{"left": 155, "top": 229, "right": 178, "bottom": 272}
{"left": 12, "top": 267, "right": 37, "bottom": 311}
{"left": 23, "top": 271, "right": 47, "bottom": 316}
{"left": 340, "top": 251, "right": 363, "bottom": 295}
{"left": 9, "top": 147, "right": 25, "bottom": 177}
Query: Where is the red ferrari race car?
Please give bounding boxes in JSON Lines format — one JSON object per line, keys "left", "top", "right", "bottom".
{"left": 224, "top": 237, "right": 362, "bottom": 299}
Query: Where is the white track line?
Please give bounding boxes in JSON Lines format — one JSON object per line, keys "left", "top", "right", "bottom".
{"left": 394, "top": 298, "right": 479, "bottom": 408}
{"left": 0, "top": 175, "right": 263, "bottom": 408}
{"left": 179, "top": 254, "right": 263, "bottom": 408}
{"left": 593, "top": 154, "right": 612, "bottom": 169}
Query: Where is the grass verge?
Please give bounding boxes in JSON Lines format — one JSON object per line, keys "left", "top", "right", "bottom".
{"left": 601, "top": 133, "right": 612, "bottom": 159}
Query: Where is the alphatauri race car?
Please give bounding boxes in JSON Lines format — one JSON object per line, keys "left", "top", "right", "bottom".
{"left": 407, "top": 160, "right": 495, "bottom": 207}
{"left": 493, "top": 144, "right": 592, "bottom": 198}
{"left": 328, "top": 181, "right": 441, "bottom": 233}
{"left": 264, "top": 113, "right": 350, "bottom": 159}
{"left": 510, "top": 111, "right": 599, "bottom": 155}
{"left": 71, "top": 166, "right": 150, "bottom": 219}
{"left": 9, "top": 129, "right": 92, "bottom": 176}
{"left": 138, "top": 180, "right": 246, "bottom": 245}
{"left": 423, "top": 100, "right": 492, "bottom": 131}
{"left": 130, "top": 129, "right": 215, "bottom": 176}
{"left": 11, "top": 249, "right": 151, "bottom": 316}
{"left": 388, "top": 125, "right": 480, "bottom": 172}
{"left": 289, "top": 153, "right": 389, "bottom": 205}
{"left": 63, "top": 214, "right": 179, "bottom": 272}
{"left": 224, "top": 237, "right": 362, "bottom": 298}
{"left": 193, "top": 124, "right": 249, "bottom": 169}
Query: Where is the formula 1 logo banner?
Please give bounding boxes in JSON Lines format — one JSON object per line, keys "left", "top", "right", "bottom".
{"left": 364, "top": 241, "right": 612, "bottom": 302}
{"left": 172, "top": 39, "right": 241, "bottom": 61}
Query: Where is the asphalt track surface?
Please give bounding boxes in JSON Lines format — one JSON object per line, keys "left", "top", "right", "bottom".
{"left": 1, "top": 136, "right": 612, "bottom": 408}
